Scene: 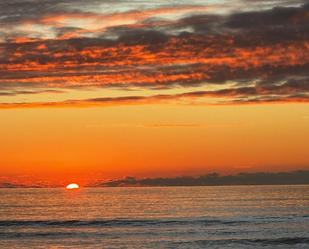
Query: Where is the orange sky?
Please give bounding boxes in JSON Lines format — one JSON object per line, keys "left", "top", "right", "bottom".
{"left": 1, "top": 0, "right": 309, "bottom": 185}
{"left": 1, "top": 104, "right": 309, "bottom": 185}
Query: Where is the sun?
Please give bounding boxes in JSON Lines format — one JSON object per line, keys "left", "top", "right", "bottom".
{"left": 66, "top": 183, "right": 80, "bottom": 190}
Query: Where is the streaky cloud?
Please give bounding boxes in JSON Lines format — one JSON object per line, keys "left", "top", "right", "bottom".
{"left": 95, "top": 170, "right": 309, "bottom": 187}
{"left": 0, "top": 84, "right": 309, "bottom": 109}
{"left": 0, "top": 1, "right": 309, "bottom": 106}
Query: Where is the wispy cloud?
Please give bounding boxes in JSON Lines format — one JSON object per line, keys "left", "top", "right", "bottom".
{"left": 1, "top": 83, "right": 309, "bottom": 109}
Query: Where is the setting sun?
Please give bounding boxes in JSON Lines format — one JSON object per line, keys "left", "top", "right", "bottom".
{"left": 66, "top": 183, "right": 80, "bottom": 190}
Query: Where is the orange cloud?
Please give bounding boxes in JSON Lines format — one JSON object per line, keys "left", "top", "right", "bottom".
{"left": 0, "top": 85, "right": 308, "bottom": 109}
{"left": 1, "top": 3, "right": 309, "bottom": 107}
{"left": 18, "top": 5, "right": 210, "bottom": 37}
{"left": 1, "top": 37, "right": 308, "bottom": 88}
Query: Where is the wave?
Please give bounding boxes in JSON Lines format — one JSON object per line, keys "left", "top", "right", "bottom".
{"left": 1, "top": 214, "right": 307, "bottom": 228}
{"left": 0, "top": 218, "right": 250, "bottom": 228}
{"left": 252, "top": 237, "right": 309, "bottom": 245}
{"left": 174, "top": 237, "right": 309, "bottom": 246}
{"left": 1, "top": 230, "right": 308, "bottom": 246}
{"left": 1, "top": 215, "right": 308, "bottom": 228}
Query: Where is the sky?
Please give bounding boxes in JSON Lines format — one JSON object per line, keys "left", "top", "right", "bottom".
{"left": 0, "top": 0, "right": 309, "bottom": 186}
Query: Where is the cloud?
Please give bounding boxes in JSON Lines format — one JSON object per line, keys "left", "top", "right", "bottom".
{"left": 2, "top": 170, "right": 308, "bottom": 188}
{"left": 0, "top": 182, "right": 43, "bottom": 188}
{"left": 0, "top": 1, "right": 309, "bottom": 106}
{"left": 95, "top": 170, "right": 309, "bottom": 187}
{"left": 1, "top": 81, "right": 309, "bottom": 109}
{"left": 0, "top": 89, "right": 64, "bottom": 96}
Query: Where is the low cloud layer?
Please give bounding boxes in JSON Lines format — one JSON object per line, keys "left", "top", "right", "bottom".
{"left": 1, "top": 170, "right": 308, "bottom": 187}
{"left": 98, "top": 171, "right": 309, "bottom": 187}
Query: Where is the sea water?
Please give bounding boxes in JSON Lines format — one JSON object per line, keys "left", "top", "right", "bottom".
{"left": 0, "top": 185, "right": 308, "bottom": 248}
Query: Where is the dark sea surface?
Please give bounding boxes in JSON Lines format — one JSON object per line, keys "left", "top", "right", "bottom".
{"left": 0, "top": 185, "right": 308, "bottom": 248}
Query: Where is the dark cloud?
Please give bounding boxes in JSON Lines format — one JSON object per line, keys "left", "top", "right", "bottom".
{"left": 2, "top": 170, "right": 308, "bottom": 188}
{"left": 1, "top": 80, "right": 309, "bottom": 108}
{"left": 1, "top": 89, "right": 64, "bottom": 96}
{"left": 0, "top": 182, "right": 42, "bottom": 188}
{"left": 96, "top": 170, "right": 309, "bottom": 187}
{"left": 227, "top": 3, "right": 309, "bottom": 29}
{"left": 0, "top": 0, "right": 98, "bottom": 24}
{"left": 0, "top": 1, "right": 309, "bottom": 106}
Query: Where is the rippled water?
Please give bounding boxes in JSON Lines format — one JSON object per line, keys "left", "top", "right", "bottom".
{"left": 0, "top": 185, "right": 308, "bottom": 248}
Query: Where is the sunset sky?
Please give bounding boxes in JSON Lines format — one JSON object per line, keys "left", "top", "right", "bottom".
{"left": 1, "top": 0, "right": 309, "bottom": 186}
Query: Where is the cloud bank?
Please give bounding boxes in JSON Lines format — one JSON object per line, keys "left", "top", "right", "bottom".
{"left": 98, "top": 170, "right": 309, "bottom": 187}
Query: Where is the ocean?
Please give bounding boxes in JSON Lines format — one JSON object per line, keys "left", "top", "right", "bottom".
{"left": 0, "top": 185, "right": 308, "bottom": 248}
